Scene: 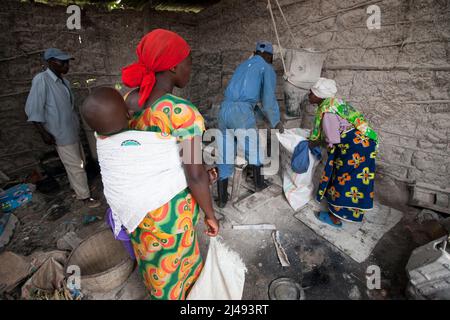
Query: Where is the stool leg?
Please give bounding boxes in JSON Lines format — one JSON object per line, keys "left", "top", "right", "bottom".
{"left": 231, "top": 165, "right": 246, "bottom": 203}
{"left": 253, "top": 165, "right": 269, "bottom": 192}
{"left": 216, "top": 178, "right": 229, "bottom": 208}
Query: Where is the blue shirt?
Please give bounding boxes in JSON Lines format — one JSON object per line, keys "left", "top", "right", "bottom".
{"left": 25, "top": 68, "right": 80, "bottom": 146}
{"left": 223, "top": 55, "right": 280, "bottom": 127}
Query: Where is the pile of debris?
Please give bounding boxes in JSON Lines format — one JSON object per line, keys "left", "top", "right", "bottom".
{"left": 404, "top": 208, "right": 450, "bottom": 299}
{"left": 0, "top": 228, "right": 145, "bottom": 300}
{"left": 0, "top": 250, "right": 81, "bottom": 300}
{"left": 0, "top": 154, "right": 132, "bottom": 300}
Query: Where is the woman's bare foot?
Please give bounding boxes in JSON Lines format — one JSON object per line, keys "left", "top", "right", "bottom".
{"left": 328, "top": 212, "right": 342, "bottom": 225}
{"left": 317, "top": 211, "right": 342, "bottom": 228}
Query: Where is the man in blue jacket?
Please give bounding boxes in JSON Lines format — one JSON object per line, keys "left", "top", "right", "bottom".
{"left": 216, "top": 41, "right": 283, "bottom": 208}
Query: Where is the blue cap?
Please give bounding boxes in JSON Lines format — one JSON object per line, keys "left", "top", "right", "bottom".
{"left": 255, "top": 41, "right": 273, "bottom": 55}
{"left": 43, "top": 48, "right": 73, "bottom": 61}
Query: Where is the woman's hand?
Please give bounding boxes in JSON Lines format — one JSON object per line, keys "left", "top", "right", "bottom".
{"left": 207, "top": 167, "right": 218, "bottom": 185}
{"left": 308, "top": 139, "right": 321, "bottom": 149}
{"left": 204, "top": 216, "right": 219, "bottom": 237}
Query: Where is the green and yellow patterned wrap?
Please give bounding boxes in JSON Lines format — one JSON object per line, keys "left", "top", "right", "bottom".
{"left": 309, "top": 98, "right": 378, "bottom": 144}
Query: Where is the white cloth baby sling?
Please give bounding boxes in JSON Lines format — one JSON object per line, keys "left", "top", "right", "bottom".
{"left": 96, "top": 130, "right": 187, "bottom": 236}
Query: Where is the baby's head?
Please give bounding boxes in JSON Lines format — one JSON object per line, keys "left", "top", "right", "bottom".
{"left": 81, "top": 87, "right": 130, "bottom": 135}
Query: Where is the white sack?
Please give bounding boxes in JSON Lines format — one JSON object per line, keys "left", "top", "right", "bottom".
{"left": 276, "top": 128, "right": 320, "bottom": 211}
{"left": 187, "top": 237, "right": 247, "bottom": 300}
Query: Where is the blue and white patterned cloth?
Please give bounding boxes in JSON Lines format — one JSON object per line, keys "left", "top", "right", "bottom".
{"left": 317, "top": 128, "right": 377, "bottom": 222}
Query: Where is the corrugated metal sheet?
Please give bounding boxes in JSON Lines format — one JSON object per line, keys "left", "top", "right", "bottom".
{"left": 30, "top": 0, "right": 220, "bottom": 13}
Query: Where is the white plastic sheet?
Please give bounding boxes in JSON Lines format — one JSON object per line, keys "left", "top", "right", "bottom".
{"left": 187, "top": 237, "right": 247, "bottom": 300}
{"left": 276, "top": 128, "right": 320, "bottom": 211}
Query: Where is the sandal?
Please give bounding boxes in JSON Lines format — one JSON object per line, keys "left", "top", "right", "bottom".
{"left": 82, "top": 197, "right": 101, "bottom": 208}
{"left": 316, "top": 211, "right": 342, "bottom": 228}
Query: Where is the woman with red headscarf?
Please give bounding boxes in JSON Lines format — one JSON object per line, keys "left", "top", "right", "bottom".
{"left": 122, "top": 29, "right": 219, "bottom": 300}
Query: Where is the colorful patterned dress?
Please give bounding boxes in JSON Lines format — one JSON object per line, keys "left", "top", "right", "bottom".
{"left": 311, "top": 98, "right": 378, "bottom": 222}
{"left": 128, "top": 93, "right": 205, "bottom": 300}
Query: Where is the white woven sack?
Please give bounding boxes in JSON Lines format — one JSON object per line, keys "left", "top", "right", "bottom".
{"left": 187, "top": 237, "right": 247, "bottom": 300}
{"left": 276, "top": 128, "right": 319, "bottom": 211}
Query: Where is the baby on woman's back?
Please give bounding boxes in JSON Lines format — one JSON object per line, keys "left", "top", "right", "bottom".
{"left": 81, "top": 87, "right": 131, "bottom": 136}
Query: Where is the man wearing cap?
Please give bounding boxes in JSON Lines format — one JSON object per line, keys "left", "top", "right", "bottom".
{"left": 216, "top": 41, "right": 283, "bottom": 208}
{"left": 25, "top": 48, "right": 100, "bottom": 208}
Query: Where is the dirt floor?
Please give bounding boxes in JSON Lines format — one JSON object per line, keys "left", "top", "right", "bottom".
{"left": 5, "top": 179, "right": 108, "bottom": 258}
{"left": 1, "top": 163, "right": 448, "bottom": 300}
{"left": 198, "top": 174, "right": 420, "bottom": 300}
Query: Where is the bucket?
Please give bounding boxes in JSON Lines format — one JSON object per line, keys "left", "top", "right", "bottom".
{"left": 283, "top": 48, "right": 326, "bottom": 117}
{"left": 105, "top": 208, "right": 136, "bottom": 260}
{"left": 284, "top": 82, "right": 309, "bottom": 118}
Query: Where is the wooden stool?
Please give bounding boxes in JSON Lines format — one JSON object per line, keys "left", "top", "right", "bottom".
{"left": 203, "top": 143, "right": 248, "bottom": 204}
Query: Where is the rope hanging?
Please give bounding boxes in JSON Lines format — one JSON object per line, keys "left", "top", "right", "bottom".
{"left": 273, "top": 0, "right": 301, "bottom": 49}
{"left": 267, "top": 0, "right": 287, "bottom": 75}
{"left": 267, "top": 0, "right": 308, "bottom": 89}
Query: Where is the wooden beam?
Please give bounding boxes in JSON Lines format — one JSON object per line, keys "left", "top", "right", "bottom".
{"left": 0, "top": 50, "right": 45, "bottom": 63}
{"left": 324, "top": 64, "right": 450, "bottom": 71}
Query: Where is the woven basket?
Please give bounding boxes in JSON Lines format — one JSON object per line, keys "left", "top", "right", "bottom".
{"left": 66, "top": 228, "right": 134, "bottom": 293}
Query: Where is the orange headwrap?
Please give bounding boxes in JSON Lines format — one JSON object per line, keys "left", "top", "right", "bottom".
{"left": 121, "top": 29, "right": 191, "bottom": 107}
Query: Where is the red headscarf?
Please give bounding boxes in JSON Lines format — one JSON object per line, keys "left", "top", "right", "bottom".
{"left": 121, "top": 29, "right": 191, "bottom": 107}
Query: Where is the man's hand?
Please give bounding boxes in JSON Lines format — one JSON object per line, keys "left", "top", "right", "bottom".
{"left": 204, "top": 216, "right": 219, "bottom": 237}
{"left": 275, "top": 122, "right": 284, "bottom": 133}
{"left": 41, "top": 131, "right": 56, "bottom": 145}
{"left": 207, "top": 167, "right": 218, "bottom": 185}
{"left": 33, "top": 122, "right": 56, "bottom": 145}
